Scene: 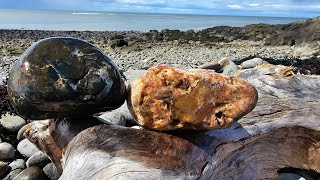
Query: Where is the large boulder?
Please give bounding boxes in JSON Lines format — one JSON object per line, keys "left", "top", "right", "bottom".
{"left": 7, "top": 37, "right": 126, "bottom": 120}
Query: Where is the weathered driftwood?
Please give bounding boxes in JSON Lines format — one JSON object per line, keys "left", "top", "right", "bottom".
{"left": 26, "top": 65, "right": 320, "bottom": 179}
{"left": 25, "top": 116, "right": 103, "bottom": 173}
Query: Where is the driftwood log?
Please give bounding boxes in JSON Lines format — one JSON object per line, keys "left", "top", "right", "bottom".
{"left": 26, "top": 65, "right": 320, "bottom": 179}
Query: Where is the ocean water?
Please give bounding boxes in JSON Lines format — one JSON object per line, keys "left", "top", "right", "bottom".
{"left": 0, "top": 9, "right": 307, "bottom": 31}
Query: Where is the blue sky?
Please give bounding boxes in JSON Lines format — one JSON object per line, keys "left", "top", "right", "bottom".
{"left": 0, "top": 0, "right": 319, "bottom": 17}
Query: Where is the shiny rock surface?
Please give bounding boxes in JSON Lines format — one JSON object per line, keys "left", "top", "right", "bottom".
{"left": 8, "top": 37, "right": 126, "bottom": 119}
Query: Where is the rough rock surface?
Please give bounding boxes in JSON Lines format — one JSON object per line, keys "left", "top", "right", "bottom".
{"left": 9, "top": 159, "right": 26, "bottom": 170}
{"left": 0, "top": 113, "right": 26, "bottom": 132}
{"left": 128, "top": 66, "right": 258, "bottom": 130}
{"left": 265, "top": 17, "right": 320, "bottom": 46}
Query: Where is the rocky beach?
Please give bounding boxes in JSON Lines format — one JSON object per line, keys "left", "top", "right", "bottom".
{"left": 0, "top": 16, "right": 320, "bottom": 179}
{"left": 0, "top": 16, "right": 320, "bottom": 77}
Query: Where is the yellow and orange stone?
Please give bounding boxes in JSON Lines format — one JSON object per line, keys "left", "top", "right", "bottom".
{"left": 128, "top": 66, "right": 258, "bottom": 130}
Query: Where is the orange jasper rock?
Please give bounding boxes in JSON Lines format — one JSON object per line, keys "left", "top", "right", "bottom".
{"left": 128, "top": 66, "right": 258, "bottom": 130}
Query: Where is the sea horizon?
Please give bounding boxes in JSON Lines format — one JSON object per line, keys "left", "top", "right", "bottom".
{"left": 0, "top": 8, "right": 309, "bottom": 32}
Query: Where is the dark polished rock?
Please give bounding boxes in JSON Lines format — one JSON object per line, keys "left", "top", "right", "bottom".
{"left": 8, "top": 37, "right": 126, "bottom": 119}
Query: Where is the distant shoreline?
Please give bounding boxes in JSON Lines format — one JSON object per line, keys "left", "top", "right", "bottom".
{"left": 0, "top": 16, "right": 319, "bottom": 77}
{"left": 0, "top": 15, "right": 315, "bottom": 47}
{"left": 0, "top": 8, "right": 310, "bottom": 19}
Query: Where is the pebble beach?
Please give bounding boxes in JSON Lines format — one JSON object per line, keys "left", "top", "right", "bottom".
{"left": 0, "top": 30, "right": 317, "bottom": 77}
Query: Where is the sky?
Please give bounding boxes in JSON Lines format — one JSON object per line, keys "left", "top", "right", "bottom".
{"left": 0, "top": 0, "right": 319, "bottom": 18}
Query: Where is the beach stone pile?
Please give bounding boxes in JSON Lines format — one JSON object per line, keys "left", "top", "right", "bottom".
{"left": 0, "top": 115, "right": 57, "bottom": 179}
{"left": 199, "top": 57, "right": 269, "bottom": 75}
{"left": 0, "top": 37, "right": 127, "bottom": 179}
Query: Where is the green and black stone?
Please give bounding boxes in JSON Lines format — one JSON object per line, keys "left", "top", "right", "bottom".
{"left": 7, "top": 37, "right": 126, "bottom": 120}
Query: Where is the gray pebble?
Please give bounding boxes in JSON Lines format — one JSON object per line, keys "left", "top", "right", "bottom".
{"left": 218, "top": 58, "right": 239, "bottom": 75}
{"left": 0, "top": 76, "right": 6, "bottom": 86}
{"left": 27, "top": 151, "right": 51, "bottom": 168}
{"left": 240, "top": 57, "right": 268, "bottom": 69}
{"left": 123, "top": 70, "right": 146, "bottom": 82}
{"left": 43, "top": 163, "right": 60, "bottom": 180}
{"left": 0, "top": 40, "right": 305, "bottom": 77}
{"left": 276, "top": 173, "right": 307, "bottom": 180}
{"left": 98, "top": 102, "right": 135, "bottom": 126}
{"left": 198, "top": 61, "right": 222, "bottom": 71}
{"left": 0, "top": 113, "right": 26, "bottom": 133}
{"left": 171, "top": 64, "right": 184, "bottom": 68}
{"left": 4, "top": 159, "right": 26, "bottom": 180}
{"left": 131, "top": 126, "right": 142, "bottom": 129}
{"left": 17, "top": 139, "right": 40, "bottom": 158}
{"left": 97, "top": 70, "right": 146, "bottom": 126}
{"left": 0, "top": 142, "right": 15, "bottom": 160}
{"left": 9, "top": 159, "right": 26, "bottom": 170}
{"left": 3, "top": 169, "right": 24, "bottom": 180}
{"left": 0, "top": 160, "right": 9, "bottom": 177}
{"left": 12, "top": 166, "right": 43, "bottom": 180}
{"left": 17, "top": 124, "right": 28, "bottom": 141}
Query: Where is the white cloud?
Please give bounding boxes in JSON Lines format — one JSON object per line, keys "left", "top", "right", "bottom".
{"left": 227, "top": 4, "right": 243, "bottom": 9}
{"left": 264, "top": 4, "right": 284, "bottom": 8}
{"left": 92, "top": 1, "right": 107, "bottom": 7}
{"left": 249, "top": 3, "right": 259, "bottom": 7}
{"left": 306, "top": 5, "right": 320, "bottom": 9}
{"left": 132, "top": 5, "right": 152, "bottom": 10}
